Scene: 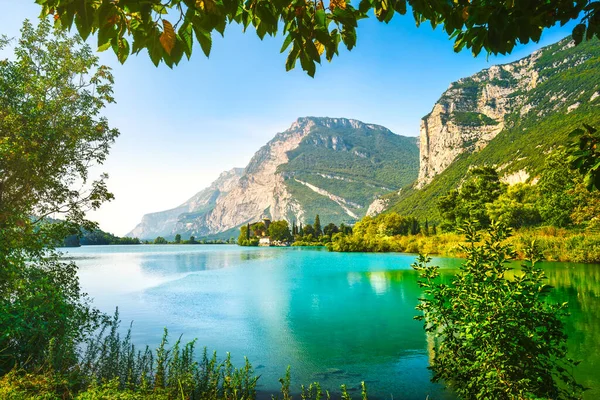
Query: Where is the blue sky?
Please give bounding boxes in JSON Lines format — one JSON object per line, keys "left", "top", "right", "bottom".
{"left": 0, "top": 1, "right": 577, "bottom": 235}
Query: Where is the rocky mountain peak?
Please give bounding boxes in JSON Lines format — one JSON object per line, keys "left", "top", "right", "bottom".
{"left": 128, "top": 117, "right": 419, "bottom": 239}
{"left": 295, "top": 116, "right": 390, "bottom": 132}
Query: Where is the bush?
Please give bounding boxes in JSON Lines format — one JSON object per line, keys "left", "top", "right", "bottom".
{"left": 413, "top": 222, "right": 584, "bottom": 399}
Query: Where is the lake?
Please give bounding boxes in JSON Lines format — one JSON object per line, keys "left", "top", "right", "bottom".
{"left": 61, "top": 244, "right": 600, "bottom": 399}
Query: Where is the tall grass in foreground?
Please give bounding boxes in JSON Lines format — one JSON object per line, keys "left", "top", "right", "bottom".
{"left": 0, "top": 310, "right": 370, "bottom": 400}
{"left": 79, "top": 309, "right": 259, "bottom": 399}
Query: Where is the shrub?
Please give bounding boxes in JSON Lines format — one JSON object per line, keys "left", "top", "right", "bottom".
{"left": 412, "top": 221, "right": 584, "bottom": 399}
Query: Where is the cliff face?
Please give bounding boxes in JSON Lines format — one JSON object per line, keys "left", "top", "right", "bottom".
{"left": 386, "top": 36, "right": 600, "bottom": 219}
{"left": 128, "top": 117, "right": 419, "bottom": 239}
{"left": 181, "top": 118, "right": 317, "bottom": 236}
{"left": 417, "top": 37, "right": 598, "bottom": 188}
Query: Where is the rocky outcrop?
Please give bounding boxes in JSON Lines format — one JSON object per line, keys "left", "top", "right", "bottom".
{"left": 184, "top": 119, "right": 317, "bottom": 236}
{"left": 416, "top": 51, "right": 545, "bottom": 187}
{"left": 366, "top": 198, "right": 389, "bottom": 217}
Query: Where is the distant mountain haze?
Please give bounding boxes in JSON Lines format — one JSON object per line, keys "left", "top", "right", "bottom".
{"left": 128, "top": 117, "right": 419, "bottom": 240}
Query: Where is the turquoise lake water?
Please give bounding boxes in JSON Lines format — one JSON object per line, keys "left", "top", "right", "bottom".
{"left": 61, "top": 245, "right": 600, "bottom": 399}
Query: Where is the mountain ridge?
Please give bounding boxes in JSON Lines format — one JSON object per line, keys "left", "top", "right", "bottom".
{"left": 128, "top": 117, "right": 419, "bottom": 239}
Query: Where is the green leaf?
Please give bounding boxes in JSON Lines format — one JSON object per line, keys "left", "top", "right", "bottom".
{"left": 98, "top": 40, "right": 112, "bottom": 52}
{"left": 178, "top": 23, "right": 194, "bottom": 59}
{"left": 572, "top": 23, "right": 586, "bottom": 45}
{"left": 299, "top": 50, "right": 316, "bottom": 77}
{"left": 74, "top": 2, "right": 94, "bottom": 40}
{"left": 280, "top": 33, "right": 293, "bottom": 53}
{"left": 285, "top": 44, "right": 300, "bottom": 71}
{"left": 193, "top": 26, "right": 212, "bottom": 57}
{"left": 315, "top": 9, "right": 326, "bottom": 28}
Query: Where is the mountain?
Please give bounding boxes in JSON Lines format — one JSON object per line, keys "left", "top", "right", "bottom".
{"left": 127, "top": 168, "right": 244, "bottom": 239}
{"left": 381, "top": 36, "right": 600, "bottom": 219}
{"left": 128, "top": 117, "right": 419, "bottom": 239}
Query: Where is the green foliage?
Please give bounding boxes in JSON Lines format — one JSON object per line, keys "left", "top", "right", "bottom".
{"left": 568, "top": 123, "right": 600, "bottom": 191}
{"left": 174, "top": 234, "right": 182, "bottom": 244}
{"left": 0, "top": 19, "right": 116, "bottom": 376}
{"left": 238, "top": 221, "right": 269, "bottom": 245}
{"left": 437, "top": 167, "right": 504, "bottom": 229}
{"left": 303, "top": 224, "right": 316, "bottom": 237}
{"left": 328, "top": 213, "right": 422, "bottom": 252}
{"left": 323, "top": 223, "right": 339, "bottom": 237}
{"left": 35, "top": 0, "right": 600, "bottom": 75}
{"left": 536, "top": 151, "right": 579, "bottom": 228}
{"left": 153, "top": 236, "right": 168, "bottom": 244}
{"left": 413, "top": 222, "right": 584, "bottom": 399}
{"left": 268, "top": 220, "right": 293, "bottom": 242}
{"left": 451, "top": 111, "right": 498, "bottom": 127}
{"left": 313, "top": 215, "right": 322, "bottom": 237}
{"left": 486, "top": 183, "right": 541, "bottom": 228}
{"left": 78, "top": 311, "right": 260, "bottom": 400}
{"left": 78, "top": 229, "right": 140, "bottom": 245}
{"left": 569, "top": 182, "right": 600, "bottom": 226}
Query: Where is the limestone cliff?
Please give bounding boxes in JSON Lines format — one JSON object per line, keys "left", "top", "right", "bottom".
{"left": 417, "top": 37, "right": 597, "bottom": 188}
{"left": 386, "top": 36, "right": 600, "bottom": 219}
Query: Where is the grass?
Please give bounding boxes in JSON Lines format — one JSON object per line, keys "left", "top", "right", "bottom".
{"left": 329, "top": 227, "right": 600, "bottom": 263}
{"left": 0, "top": 310, "right": 371, "bottom": 400}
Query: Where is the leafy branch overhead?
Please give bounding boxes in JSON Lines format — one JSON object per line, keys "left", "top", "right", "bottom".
{"left": 35, "top": 0, "right": 600, "bottom": 76}
{"left": 568, "top": 124, "right": 600, "bottom": 191}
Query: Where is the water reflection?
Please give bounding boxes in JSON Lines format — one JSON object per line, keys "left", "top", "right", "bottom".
{"left": 63, "top": 246, "right": 599, "bottom": 399}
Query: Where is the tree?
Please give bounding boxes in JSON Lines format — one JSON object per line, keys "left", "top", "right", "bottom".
{"left": 63, "top": 234, "right": 81, "bottom": 247}
{"left": 250, "top": 222, "right": 267, "bottom": 237}
{"left": 314, "top": 215, "right": 322, "bottom": 237}
{"left": 437, "top": 189, "right": 459, "bottom": 231}
{"left": 303, "top": 224, "right": 315, "bottom": 237}
{"left": 35, "top": 1, "right": 600, "bottom": 76}
{"left": 298, "top": 223, "right": 304, "bottom": 236}
{"left": 409, "top": 217, "right": 420, "bottom": 235}
{"left": 339, "top": 223, "right": 352, "bottom": 235}
{"left": 413, "top": 222, "right": 583, "bottom": 399}
{"left": 569, "top": 182, "right": 600, "bottom": 226}
{"left": 154, "top": 236, "right": 168, "bottom": 244}
{"left": 323, "top": 222, "right": 339, "bottom": 237}
{"left": 438, "top": 167, "right": 505, "bottom": 230}
{"left": 0, "top": 19, "right": 117, "bottom": 374}
{"left": 189, "top": 235, "right": 197, "bottom": 244}
{"left": 537, "top": 150, "right": 578, "bottom": 227}
{"left": 268, "top": 220, "right": 292, "bottom": 242}
{"left": 568, "top": 123, "right": 600, "bottom": 191}
{"left": 459, "top": 167, "right": 504, "bottom": 226}
{"left": 486, "top": 183, "right": 541, "bottom": 228}
{"left": 174, "top": 233, "right": 182, "bottom": 243}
